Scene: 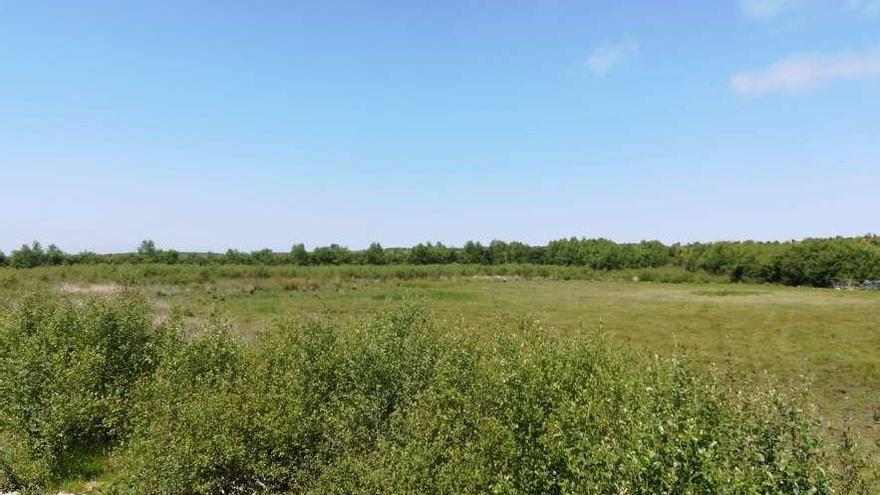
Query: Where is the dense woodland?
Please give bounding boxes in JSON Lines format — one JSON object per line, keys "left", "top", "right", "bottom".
{"left": 2, "top": 235, "right": 879, "bottom": 287}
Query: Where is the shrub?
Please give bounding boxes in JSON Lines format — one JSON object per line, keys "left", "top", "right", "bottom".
{"left": 1, "top": 295, "right": 866, "bottom": 494}
{"left": 110, "top": 323, "right": 246, "bottom": 494}
{"left": 9, "top": 242, "right": 46, "bottom": 269}
{"left": 108, "top": 306, "right": 843, "bottom": 495}
{"left": 0, "top": 292, "right": 173, "bottom": 490}
{"left": 365, "top": 242, "right": 386, "bottom": 265}
{"left": 111, "top": 308, "right": 444, "bottom": 494}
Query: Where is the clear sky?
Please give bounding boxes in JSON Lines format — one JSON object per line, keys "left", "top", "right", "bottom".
{"left": 1, "top": 0, "right": 879, "bottom": 253}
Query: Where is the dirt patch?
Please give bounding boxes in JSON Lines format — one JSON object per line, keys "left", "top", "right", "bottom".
{"left": 470, "top": 275, "right": 521, "bottom": 282}
{"left": 56, "top": 283, "right": 122, "bottom": 295}
{"left": 151, "top": 298, "right": 172, "bottom": 326}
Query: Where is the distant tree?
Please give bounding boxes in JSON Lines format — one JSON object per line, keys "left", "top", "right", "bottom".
{"left": 461, "top": 241, "right": 488, "bottom": 264}
{"left": 10, "top": 241, "right": 45, "bottom": 268}
{"left": 312, "top": 244, "right": 351, "bottom": 265}
{"left": 526, "top": 245, "right": 547, "bottom": 264}
{"left": 290, "top": 244, "right": 310, "bottom": 265}
{"left": 634, "top": 240, "right": 670, "bottom": 268}
{"left": 410, "top": 243, "right": 431, "bottom": 265}
{"left": 433, "top": 242, "right": 456, "bottom": 263}
{"left": 73, "top": 251, "right": 100, "bottom": 265}
{"left": 4, "top": 235, "right": 875, "bottom": 287}
{"left": 46, "top": 244, "right": 66, "bottom": 265}
{"left": 409, "top": 242, "right": 454, "bottom": 264}
{"left": 488, "top": 240, "right": 509, "bottom": 264}
{"left": 546, "top": 238, "right": 579, "bottom": 265}
{"left": 225, "top": 249, "right": 249, "bottom": 264}
{"left": 383, "top": 247, "right": 410, "bottom": 264}
{"left": 251, "top": 249, "right": 275, "bottom": 265}
{"left": 365, "top": 242, "right": 386, "bottom": 265}
{"left": 505, "top": 241, "right": 531, "bottom": 264}
{"left": 138, "top": 240, "right": 157, "bottom": 256}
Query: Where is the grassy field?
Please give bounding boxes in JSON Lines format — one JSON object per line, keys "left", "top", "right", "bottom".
{"left": 2, "top": 265, "right": 879, "bottom": 490}
{"left": 162, "top": 277, "right": 880, "bottom": 447}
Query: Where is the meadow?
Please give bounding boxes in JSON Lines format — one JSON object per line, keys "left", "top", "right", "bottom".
{"left": 1, "top": 264, "right": 878, "bottom": 493}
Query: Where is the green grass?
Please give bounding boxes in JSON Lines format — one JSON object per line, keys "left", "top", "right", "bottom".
{"left": 2, "top": 265, "right": 879, "bottom": 490}
{"left": 0, "top": 263, "right": 727, "bottom": 288}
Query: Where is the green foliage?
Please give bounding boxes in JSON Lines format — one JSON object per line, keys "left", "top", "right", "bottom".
{"left": 109, "top": 307, "right": 846, "bottom": 495}
{"left": 10, "top": 241, "right": 46, "bottom": 269}
{"left": 834, "top": 421, "right": 875, "bottom": 495}
{"left": 45, "top": 245, "right": 65, "bottom": 266}
{"left": 6, "top": 236, "right": 880, "bottom": 288}
{"left": 135, "top": 240, "right": 181, "bottom": 265}
{"left": 155, "top": 249, "right": 179, "bottom": 265}
{"left": 773, "top": 238, "right": 880, "bottom": 287}
{"left": 71, "top": 251, "right": 101, "bottom": 265}
{"left": 460, "top": 240, "right": 488, "bottom": 264}
{"left": 410, "top": 242, "right": 455, "bottom": 264}
{"left": 365, "top": 242, "right": 386, "bottom": 265}
{"left": 312, "top": 244, "right": 353, "bottom": 265}
{"left": 0, "top": 263, "right": 729, "bottom": 289}
{"left": 136, "top": 240, "right": 156, "bottom": 257}
{"left": 0, "top": 292, "right": 173, "bottom": 490}
{"left": 486, "top": 240, "right": 540, "bottom": 264}
{"left": 290, "top": 243, "right": 310, "bottom": 265}
{"left": 2, "top": 294, "right": 872, "bottom": 494}
{"left": 110, "top": 324, "right": 246, "bottom": 494}
{"left": 250, "top": 248, "right": 276, "bottom": 265}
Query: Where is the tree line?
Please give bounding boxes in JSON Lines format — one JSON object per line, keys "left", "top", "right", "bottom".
{"left": 1, "top": 235, "right": 879, "bottom": 287}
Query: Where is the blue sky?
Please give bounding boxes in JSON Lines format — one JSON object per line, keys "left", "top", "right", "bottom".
{"left": 1, "top": 0, "right": 878, "bottom": 253}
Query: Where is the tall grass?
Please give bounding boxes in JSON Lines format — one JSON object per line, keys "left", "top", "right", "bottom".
{"left": 0, "top": 264, "right": 726, "bottom": 288}
{"left": 0, "top": 293, "right": 869, "bottom": 493}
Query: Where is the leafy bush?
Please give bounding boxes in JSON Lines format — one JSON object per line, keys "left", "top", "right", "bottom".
{"left": 0, "top": 292, "right": 172, "bottom": 490}
{"left": 1, "top": 296, "right": 867, "bottom": 494}
{"left": 111, "top": 308, "right": 445, "bottom": 494}
{"left": 109, "top": 307, "right": 843, "bottom": 495}
{"left": 9, "top": 242, "right": 46, "bottom": 269}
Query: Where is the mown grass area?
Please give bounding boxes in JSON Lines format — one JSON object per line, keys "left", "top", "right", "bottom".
{"left": 1, "top": 265, "right": 879, "bottom": 492}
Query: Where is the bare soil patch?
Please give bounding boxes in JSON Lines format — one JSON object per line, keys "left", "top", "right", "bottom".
{"left": 56, "top": 283, "right": 122, "bottom": 296}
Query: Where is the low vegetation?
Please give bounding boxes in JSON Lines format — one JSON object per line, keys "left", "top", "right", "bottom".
{"left": 3, "top": 235, "right": 880, "bottom": 287}
{"left": 0, "top": 263, "right": 726, "bottom": 291}
{"left": 1, "top": 292, "right": 873, "bottom": 493}
{"left": 0, "top": 293, "right": 171, "bottom": 490}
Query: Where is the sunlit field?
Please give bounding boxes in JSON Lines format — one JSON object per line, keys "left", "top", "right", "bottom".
{"left": 1, "top": 265, "right": 878, "bottom": 492}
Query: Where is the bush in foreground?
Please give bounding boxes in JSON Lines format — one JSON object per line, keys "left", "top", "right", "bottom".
{"left": 112, "top": 308, "right": 841, "bottom": 494}
{"left": 0, "top": 292, "right": 172, "bottom": 490}
{"left": 1, "top": 295, "right": 866, "bottom": 494}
